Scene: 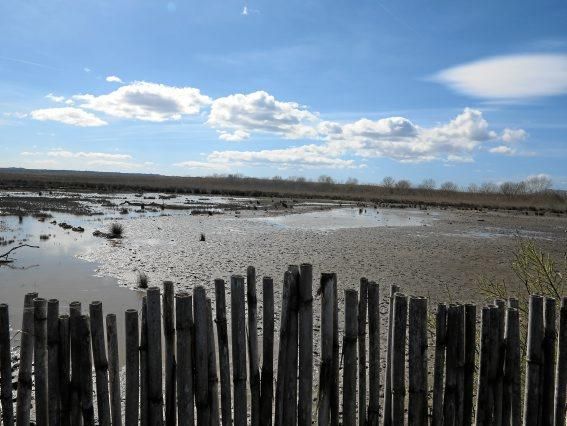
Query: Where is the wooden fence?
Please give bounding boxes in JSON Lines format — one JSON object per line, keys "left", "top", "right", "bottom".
{"left": 0, "top": 264, "right": 566, "bottom": 425}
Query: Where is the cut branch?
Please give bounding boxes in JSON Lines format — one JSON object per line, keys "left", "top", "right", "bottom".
{"left": 0, "top": 244, "right": 39, "bottom": 260}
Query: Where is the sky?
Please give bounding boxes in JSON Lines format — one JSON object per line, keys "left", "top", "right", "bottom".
{"left": 1, "top": 0, "right": 567, "bottom": 188}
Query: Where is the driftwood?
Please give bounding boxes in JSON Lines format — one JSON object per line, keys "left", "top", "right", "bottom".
{"left": 0, "top": 244, "right": 39, "bottom": 263}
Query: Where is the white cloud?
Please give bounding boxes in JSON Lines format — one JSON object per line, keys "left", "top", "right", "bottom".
{"left": 105, "top": 75, "right": 123, "bottom": 83}
{"left": 75, "top": 81, "right": 211, "bottom": 122}
{"left": 489, "top": 145, "right": 516, "bottom": 155}
{"left": 218, "top": 130, "right": 251, "bottom": 141}
{"left": 45, "top": 150, "right": 132, "bottom": 160}
{"left": 3, "top": 112, "right": 28, "bottom": 119}
{"left": 173, "top": 160, "right": 231, "bottom": 171}
{"left": 30, "top": 107, "right": 107, "bottom": 127}
{"left": 207, "top": 91, "right": 319, "bottom": 140}
{"left": 84, "top": 67, "right": 91, "bottom": 73}
{"left": 46, "top": 93, "right": 66, "bottom": 103}
{"left": 18, "top": 150, "right": 151, "bottom": 171}
{"left": 501, "top": 128, "right": 528, "bottom": 143}
{"left": 434, "top": 53, "right": 567, "bottom": 100}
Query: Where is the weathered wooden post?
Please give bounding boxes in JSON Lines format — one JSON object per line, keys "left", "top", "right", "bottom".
{"left": 146, "top": 287, "right": 164, "bottom": 425}
{"left": 358, "top": 278, "right": 368, "bottom": 426}
{"left": 502, "top": 306, "right": 520, "bottom": 426}
{"left": 343, "top": 289, "right": 358, "bottom": 426}
{"left": 554, "top": 297, "right": 567, "bottom": 426}
{"left": 175, "top": 293, "right": 194, "bottom": 426}
{"left": 15, "top": 292, "right": 38, "bottom": 426}
{"left": 79, "top": 314, "right": 95, "bottom": 426}
{"left": 275, "top": 273, "right": 291, "bottom": 426}
{"left": 383, "top": 284, "right": 400, "bottom": 426}
{"left": 246, "top": 267, "right": 261, "bottom": 426}
{"left": 0, "top": 303, "right": 13, "bottom": 426}
{"left": 331, "top": 275, "right": 339, "bottom": 426}
{"left": 317, "top": 273, "right": 336, "bottom": 426}
{"left": 47, "top": 299, "right": 60, "bottom": 426}
{"left": 163, "top": 281, "right": 177, "bottom": 426}
{"left": 284, "top": 267, "right": 299, "bottom": 426}
{"left": 542, "top": 297, "right": 557, "bottom": 426}
{"left": 523, "top": 295, "right": 544, "bottom": 426}
{"left": 214, "top": 280, "right": 231, "bottom": 426}
{"left": 408, "top": 296, "right": 427, "bottom": 426}
{"left": 207, "top": 299, "right": 220, "bottom": 426}
{"left": 494, "top": 300, "right": 506, "bottom": 426}
{"left": 475, "top": 306, "right": 491, "bottom": 425}
{"left": 140, "top": 297, "right": 149, "bottom": 426}
{"left": 298, "top": 264, "right": 313, "bottom": 426}
{"left": 89, "top": 301, "right": 111, "bottom": 426}
{"left": 34, "top": 298, "right": 48, "bottom": 426}
{"left": 367, "top": 282, "right": 380, "bottom": 426}
{"left": 432, "top": 304, "right": 447, "bottom": 426}
{"left": 231, "top": 275, "right": 247, "bottom": 426}
{"left": 194, "top": 286, "right": 210, "bottom": 426}
{"left": 443, "top": 304, "right": 459, "bottom": 425}
{"left": 107, "top": 313, "right": 122, "bottom": 426}
{"left": 125, "top": 308, "right": 140, "bottom": 426}
{"left": 391, "top": 293, "right": 407, "bottom": 426}
{"left": 455, "top": 304, "right": 466, "bottom": 425}
{"left": 69, "top": 301, "right": 83, "bottom": 426}
{"left": 487, "top": 305, "right": 500, "bottom": 425}
{"left": 260, "top": 276, "right": 274, "bottom": 426}
{"left": 463, "top": 304, "right": 476, "bottom": 426}
{"left": 58, "top": 314, "right": 71, "bottom": 426}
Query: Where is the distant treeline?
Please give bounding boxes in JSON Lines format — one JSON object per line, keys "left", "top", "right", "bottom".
{"left": 0, "top": 168, "right": 565, "bottom": 213}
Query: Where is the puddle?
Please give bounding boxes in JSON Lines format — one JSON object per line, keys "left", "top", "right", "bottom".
{"left": 256, "top": 207, "right": 437, "bottom": 231}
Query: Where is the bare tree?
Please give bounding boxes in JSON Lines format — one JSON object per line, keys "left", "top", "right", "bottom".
{"left": 395, "top": 179, "right": 411, "bottom": 190}
{"left": 382, "top": 176, "right": 395, "bottom": 189}
{"left": 419, "top": 178, "right": 436, "bottom": 190}
{"left": 440, "top": 181, "right": 458, "bottom": 192}
{"left": 524, "top": 175, "right": 552, "bottom": 193}
{"left": 318, "top": 175, "right": 335, "bottom": 184}
{"left": 479, "top": 182, "right": 498, "bottom": 193}
{"left": 345, "top": 177, "right": 358, "bottom": 185}
{"left": 500, "top": 181, "right": 527, "bottom": 196}
{"left": 467, "top": 183, "right": 479, "bottom": 193}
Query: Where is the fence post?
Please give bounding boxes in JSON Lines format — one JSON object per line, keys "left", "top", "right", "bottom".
{"left": 246, "top": 266, "right": 261, "bottom": 426}
{"left": 147, "top": 287, "right": 164, "bottom": 425}
{"left": 503, "top": 307, "right": 520, "bottom": 426}
{"left": 89, "top": 301, "right": 111, "bottom": 426}
{"left": 15, "top": 292, "right": 37, "bottom": 426}
{"left": 367, "top": 282, "right": 380, "bottom": 426}
{"left": 275, "top": 272, "right": 291, "bottom": 426}
{"left": 34, "top": 298, "right": 48, "bottom": 426}
{"left": 47, "top": 299, "right": 60, "bottom": 426}
{"left": 260, "top": 276, "right": 274, "bottom": 426}
{"left": 475, "top": 306, "right": 491, "bottom": 425}
{"left": 163, "top": 281, "right": 176, "bottom": 426}
{"left": 391, "top": 293, "right": 407, "bottom": 426}
{"left": 443, "top": 304, "right": 459, "bottom": 425}
{"left": 408, "top": 296, "right": 427, "bottom": 426}
{"left": 358, "top": 278, "right": 368, "bottom": 426}
{"left": 331, "top": 275, "right": 339, "bottom": 426}
{"left": 0, "top": 303, "right": 13, "bottom": 426}
{"left": 140, "top": 297, "right": 149, "bottom": 426}
{"left": 383, "top": 284, "right": 400, "bottom": 426}
{"left": 432, "top": 303, "right": 447, "bottom": 426}
{"left": 175, "top": 293, "right": 194, "bottom": 426}
{"left": 207, "top": 299, "right": 220, "bottom": 426}
{"left": 125, "top": 309, "right": 140, "bottom": 426}
{"left": 214, "top": 280, "right": 231, "bottom": 426}
{"left": 78, "top": 314, "right": 95, "bottom": 426}
{"left": 463, "top": 304, "right": 476, "bottom": 426}
{"left": 298, "top": 264, "right": 313, "bottom": 426}
{"left": 523, "top": 295, "right": 544, "bottom": 426}
{"left": 542, "top": 298, "right": 557, "bottom": 426}
{"left": 107, "top": 314, "right": 122, "bottom": 426}
{"left": 58, "top": 314, "right": 70, "bottom": 426}
{"left": 317, "top": 273, "right": 336, "bottom": 426}
{"left": 231, "top": 275, "right": 247, "bottom": 426}
{"left": 194, "top": 286, "right": 210, "bottom": 426}
{"left": 456, "top": 304, "right": 466, "bottom": 425}
{"left": 554, "top": 297, "right": 567, "bottom": 426}
{"left": 69, "top": 301, "right": 83, "bottom": 426}
{"left": 284, "top": 267, "right": 299, "bottom": 426}
{"left": 343, "top": 289, "right": 358, "bottom": 426}
{"left": 494, "top": 300, "right": 506, "bottom": 426}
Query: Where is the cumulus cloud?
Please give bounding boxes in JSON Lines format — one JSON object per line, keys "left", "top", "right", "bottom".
{"left": 19, "top": 150, "right": 150, "bottom": 171}
{"left": 75, "top": 81, "right": 211, "bottom": 122}
{"left": 218, "top": 130, "right": 251, "bottom": 141}
{"left": 173, "top": 160, "right": 231, "bottom": 171}
{"left": 30, "top": 107, "right": 107, "bottom": 127}
{"left": 45, "top": 150, "right": 132, "bottom": 160}
{"left": 207, "top": 91, "right": 319, "bottom": 139}
{"left": 433, "top": 53, "right": 567, "bottom": 100}
{"left": 105, "top": 75, "right": 123, "bottom": 83}
{"left": 46, "top": 93, "right": 66, "bottom": 103}
{"left": 501, "top": 128, "right": 528, "bottom": 143}
{"left": 489, "top": 145, "right": 516, "bottom": 155}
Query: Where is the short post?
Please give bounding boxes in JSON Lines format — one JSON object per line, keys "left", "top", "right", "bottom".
{"left": 106, "top": 314, "right": 122, "bottom": 426}
{"left": 0, "top": 303, "right": 14, "bottom": 426}
{"left": 317, "top": 273, "right": 335, "bottom": 426}
{"left": 214, "top": 280, "right": 231, "bottom": 426}
{"left": 342, "top": 289, "right": 358, "bottom": 426}
{"left": 542, "top": 297, "right": 556, "bottom": 426}
{"left": 230, "top": 276, "right": 247, "bottom": 426}
{"left": 383, "top": 285, "right": 400, "bottom": 426}
{"left": 125, "top": 309, "right": 140, "bottom": 426}
{"left": 443, "top": 304, "right": 459, "bottom": 425}
{"left": 140, "top": 297, "right": 149, "bottom": 426}
{"left": 260, "top": 277, "right": 274, "bottom": 426}
{"left": 15, "top": 292, "right": 38, "bottom": 426}
{"left": 194, "top": 285, "right": 210, "bottom": 426}
{"left": 475, "top": 306, "right": 491, "bottom": 425}
{"left": 78, "top": 314, "right": 95, "bottom": 426}
{"left": 247, "top": 266, "right": 261, "bottom": 426}
{"left": 34, "top": 298, "right": 48, "bottom": 426}
{"left": 298, "top": 264, "right": 313, "bottom": 426}
{"left": 47, "top": 299, "right": 60, "bottom": 426}
{"left": 163, "top": 281, "right": 177, "bottom": 426}
{"left": 554, "top": 297, "right": 567, "bottom": 426}
{"left": 408, "top": 296, "right": 427, "bottom": 426}
{"left": 503, "top": 307, "right": 521, "bottom": 426}
{"left": 523, "top": 295, "right": 544, "bottom": 426}
{"left": 432, "top": 304, "right": 447, "bottom": 426}
{"left": 358, "top": 278, "right": 368, "bottom": 426}
{"left": 283, "top": 267, "right": 299, "bottom": 426}
{"left": 391, "top": 293, "right": 408, "bottom": 426}
{"left": 463, "top": 304, "right": 476, "bottom": 426}
{"left": 366, "top": 282, "right": 380, "bottom": 426}
{"left": 207, "top": 299, "right": 220, "bottom": 426}
{"left": 89, "top": 301, "right": 111, "bottom": 426}
{"left": 146, "top": 287, "right": 164, "bottom": 425}
{"left": 58, "top": 314, "right": 71, "bottom": 426}
{"left": 176, "top": 293, "right": 194, "bottom": 426}
{"left": 69, "top": 301, "right": 82, "bottom": 426}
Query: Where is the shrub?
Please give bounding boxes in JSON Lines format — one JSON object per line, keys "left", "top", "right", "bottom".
{"left": 109, "top": 223, "right": 124, "bottom": 238}
{"left": 137, "top": 271, "right": 149, "bottom": 289}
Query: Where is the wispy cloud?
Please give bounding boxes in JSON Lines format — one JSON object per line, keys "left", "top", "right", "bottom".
{"left": 105, "top": 75, "right": 123, "bottom": 83}
{"left": 30, "top": 107, "right": 107, "bottom": 127}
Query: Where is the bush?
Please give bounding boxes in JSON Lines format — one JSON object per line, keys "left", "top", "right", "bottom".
{"left": 109, "top": 223, "right": 124, "bottom": 238}
{"left": 137, "top": 271, "right": 148, "bottom": 289}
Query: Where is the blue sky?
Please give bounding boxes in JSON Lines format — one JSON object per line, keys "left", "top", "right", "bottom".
{"left": 1, "top": 0, "right": 567, "bottom": 188}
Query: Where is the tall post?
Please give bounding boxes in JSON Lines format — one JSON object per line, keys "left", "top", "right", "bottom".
{"left": 194, "top": 286, "right": 210, "bottom": 426}
{"left": 463, "top": 304, "right": 476, "bottom": 426}
{"left": 475, "top": 306, "right": 491, "bottom": 425}
{"left": 382, "top": 284, "right": 400, "bottom": 426}
{"left": 78, "top": 315, "right": 95, "bottom": 425}
{"left": 125, "top": 309, "right": 140, "bottom": 426}
{"left": 343, "top": 289, "right": 358, "bottom": 426}
{"left": 494, "top": 300, "right": 506, "bottom": 426}
{"left": 247, "top": 266, "right": 261, "bottom": 426}
{"left": 455, "top": 304, "right": 466, "bottom": 425}
{"left": 89, "top": 301, "right": 111, "bottom": 426}
{"left": 391, "top": 293, "right": 407, "bottom": 426}
{"left": 554, "top": 297, "right": 567, "bottom": 426}
{"left": 214, "top": 280, "right": 231, "bottom": 426}
{"left": 432, "top": 304, "right": 447, "bottom": 426}
{"left": 298, "top": 264, "right": 313, "bottom": 426}
{"left": 107, "top": 314, "right": 122, "bottom": 426}
{"left": 146, "top": 287, "right": 164, "bottom": 425}
{"left": 317, "top": 273, "right": 336, "bottom": 426}
{"left": 274, "top": 273, "right": 291, "bottom": 426}
{"left": 408, "top": 296, "right": 427, "bottom": 426}
{"left": 231, "top": 275, "right": 247, "bottom": 426}
{"left": 0, "top": 303, "right": 14, "bottom": 426}
{"left": 47, "top": 299, "right": 60, "bottom": 426}
{"left": 331, "top": 276, "right": 339, "bottom": 426}
{"left": 140, "top": 297, "right": 149, "bottom": 426}
{"left": 367, "top": 282, "right": 380, "bottom": 426}
{"left": 260, "top": 277, "right": 274, "bottom": 426}
{"left": 163, "top": 281, "right": 177, "bottom": 426}
{"left": 443, "top": 304, "right": 459, "bottom": 425}
{"left": 34, "top": 298, "right": 48, "bottom": 426}
{"left": 503, "top": 307, "right": 521, "bottom": 426}
{"left": 358, "top": 278, "right": 368, "bottom": 426}
{"left": 523, "top": 295, "right": 544, "bottom": 426}
{"left": 69, "top": 301, "right": 83, "bottom": 426}
{"left": 542, "top": 298, "right": 557, "bottom": 426}
{"left": 207, "top": 300, "right": 220, "bottom": 426}
{"left": 284, "top": 267, "right": 299, "bottom": 426}
{"left": 176, "top": 293, "right": 194, "bottom": 426}
{"left": 58, "top": 314, "right": 71, "bottom": 426}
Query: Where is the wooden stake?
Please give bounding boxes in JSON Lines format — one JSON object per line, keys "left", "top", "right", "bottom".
{"left": 34, "top": 298, "right": 48, "bottom": 426}
{"left": 78, "top": 315, "right": 95, "bottom": 426}
{"left": 554, "top": 297, "right": 567, "bottom": 426}
{"left": 194, "top": 286, "right": 210, "bottom": 426}
{"left": 432, "top": 304, "right": 447, "bottom": 426}
{"left": 342, "top": 289, "right": 358, "bottom": 426}
{"left": 475, "top": 306, "right": 491, "bottom": 426}
{"left": 163, "top": 281, "right": 177, "bottom": 426}
{"left": 47, "top": 299, "right": 60, "bottom": 426}
{"left": 383, "top": 284, "right": 400, "bottom": 426}
{"left": 283, "top": 267, "right": 299, "bottom": 426}
{"left": 391, "top": 293, "right": 407, "bottom": 426}
{"left": 140, "top": 297, "right": 149, "bottom": 426}
{"left": 89, "top": 301, "right": 111, "bottom": 426}
{"left": 260, "top": 277, "right": 274, "bottom": 426}
{"left": 0, "top": 303, "right": 13, "bottom": 426}
{"left": 358, "top": 278, "right": 368, "bottom": 426}
{"left": 58, "top": 314, "right": 71, "bottom": 426}
{"left": 125, "top": 309, "right": 140, "bottom": 426}
{"left": 207, "top": 299, "right": 220, "bottom": 426}
{"left": 463, "top": 304, "right": 476, "bottom": 426}
{"left": 443, "top": 304, "right": 459, "bottom": 425}
{"left": 367, "top": 282, "right": 380, "bottom": 426}
{"left": 69, "top": 301, "right": 83, "bottom": 426}
{"left": 175, "top": 293, "right": 194, "bottom": 426}
{"left": 246, "top": 266, "right": 261, "bottom": 426}
{"left": 214, "top": 280, "right": 231, "bottom": 426}
{"left": 298, "top": 264, "right": 313, "bottom": 426}
{"left": 107, "top": 313, "right": 122, "bottom": 426}
{"left": 523, "top": 295, "right": 544, "bottom": 426}
{"left": 230, "top": 276, "right": 247, "bottom": 426}
{"left": 408, "top": 296, "right": 427, "bottom": 426}
{"left": 542, "top": 297, "right": 557, "bottom": 426}
{"left": 317, "top": 273, "right": 335, "bottom": 426}
{"left": 503, "top": 307, "right": 521, "bottom": 426}
{"left": 146, "top": 287, "right": 164, "bottom": 425}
